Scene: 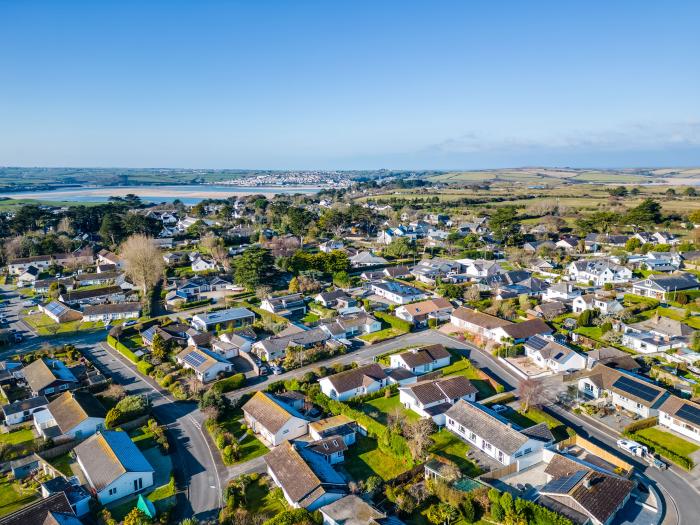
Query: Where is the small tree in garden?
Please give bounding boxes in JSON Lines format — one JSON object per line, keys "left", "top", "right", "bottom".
{"left": 519, "top": 378, "right": 549, "bottom": 411}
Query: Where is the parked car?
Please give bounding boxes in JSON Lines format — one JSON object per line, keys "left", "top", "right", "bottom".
{"left": 124, "top": 320, "right": 137, "bottom": 327}
{"left": 491, "top": 404, "right": 508, "bottom": 413}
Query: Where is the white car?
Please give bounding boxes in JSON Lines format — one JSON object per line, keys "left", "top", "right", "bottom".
{"left": 616, "top": 439, "right": 648, "bottom": 457}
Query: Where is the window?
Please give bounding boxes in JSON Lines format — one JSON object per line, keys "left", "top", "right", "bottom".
{"left": 469, "top": 431, "right": 476, "bottom": 441}
{"left": 109, "top": 487, "right": 117, "bottom": 496}
{"left": 59, "top": 384, "right": 69, "bottom": 390}
{"left": 133, "top": 478, "right": 143, "bottom": 491}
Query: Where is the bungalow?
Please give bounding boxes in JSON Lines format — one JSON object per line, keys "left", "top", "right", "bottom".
{"left": 40, "top": 476, "right": 92, "bottom": 518}
{"left": 585, "top": 347, "right": 641, "bottom": 372}
{"left": 75, "top": 271, "right": 120, "bottom": 287}
{"left": 630, "top": 272, "right": 699, "bottom": 301}
{"left": 264, "top": 441, "right": 346, "bottom": 510}
{"left": 2, "top": 395, "right": 49, "bottom": 426}
{"left": 141, "top": 322, "right": 189, "bottom": 348}
{"left": 59, "top": 285, "right": 128, "bottom": 306}
{"left": 395, "top": 297, "right": 453, "bottom": 326}
{"left": 191, "top": 257, "right": 217, "bottom": 273}
{"left": 253, "top": 327, "right": 330, "bottom": 362}
{"left": 176, "top": 347, "right": 234, "bottom": 383}
{"left": 7, "top": 255, "right": 52, "bottom": 275}
{"left": 653, "top": 231, "right": 679, "bottom": 245}
{"left": 539, "top": 453, "right": 634, "bottom": 525}
{"left": 261, "top": 294, "right": 307, "bottom": 317}
{"left": 319, "top": 313, "right": 382, "bottom": 340}
{"left": 319, "top": 363, "right": 388, "bottom": 401}
{"left": 500, "top": 319, "right": 553, "bottom": 343}
{"left": 621, "top": 315, "right": 694, "bottom": 353}
{"left": 445, "top": 400, "right": 553, "bottom": 468}
{"left": 399, "top": 376, "right": 477, "bottom": 425}
{"left": 40, "top": 301, "right": 82, "bottom": 324}
{"left": 191, "top": 307, "right": 255, "bottom": 331}
{"left": 456, "top": 258, "right": 502, "bottom": 279}
{"left": 243, "top": 391, "right": 308, "bottom": 446}
{"left": 162, "top": 251, "right": 189, "bottom": 265}
{"left": 23, "top": 358, "right": 78, "bottom": 397}
{"left": 567, "top": 260, "right": 633, "bottom": 286}
{"left": 33, "top": 391, "right": 106, "bottom": 440}
{"left": 571, "top": 294, "right": 623, "bottom": 316}
{"left": 34, "top": 277, "right": 75, "bottom": 294}
{"left": 315, "top": 290, "right": 352, "bottom": 308}
{"left": 212, "top": 332, "right": 254, "bottom": 358}
{"left": 349, "top": 251, "right": 388, "bottom": 268}
{"left": 319, "top": 495, "right": 394, "bottom": 525}
{"left": 523, "top": 336, "right": 586, "bottom": 373}
{"left": 309, "top": 415, "right": 357, "bottom": 446}
{"left": 411, "top": 258, "right": 463, "bottom": 284}
{"left": 578, "top": 364, "right": 669, "bottom": 418}
{"left": 0, "top": 492, "right": 82, "bottom": 524}
{"left": 370, "top": 281, "right": 427, "bottom": 305}
{"left": 542, "top": 282, "right": 581, "bottom": 303}
{"left": 81, "top": 302, "right": 141, "bottom": 323}
{"left": 96, "top": 249, "right": 123, "bottom": 268}
{"left": 305, "top": 435, "right": 348, "bottom": 465}
{"left": 383, "top": 265, "right": 411, "bottom": 279}
{"left": 449, "top": 307, "right": 512, "bottom": 342}
{"left": 555, "top": 236, "right": 580, "bottom": 252}
{"left": 75, "top": 430, "right": 154, "bottom": 504}
{"left": 17, "top": 265, "right": 40, "bottom": 286}
{"left": 530, "top": 301, "right": 567, "bottom": 320}
{"left": 389, "top": 344, "right": 451, "bottom": 374}
{"left": 658, "top": 396, "right": 700, "bottom": 445}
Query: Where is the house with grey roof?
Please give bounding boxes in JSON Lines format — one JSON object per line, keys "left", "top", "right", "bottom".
{"left": 524, "top": 336, "right": 586, "bottom": 374}
{"left": 23, "top": 358, "right": 78, "bottom": 397}
{"left": 631, "top": 272, "right": 699, "bottom": 301}
{"left": 444, "top": 400, "right": 554, "bottom": 469}
{"left": 319, "top": 364, "right": 388, "bottom": 401}
{"left": 75, "top": 430, "right": 154, "bottom": 504}
{"left": 191, "top": 307, "right": 255, "bottom": 331}
{"left": 399, "top": 376, "right": 477, "bottom": 425}
{"left": 33, "top": 391, "right": 106, "bottom": 440}
{"left": 319, "top": 494, "right": 398, "bottom": 525}
{"left": 252, "top": 326, "right": 330, "bottom": 362}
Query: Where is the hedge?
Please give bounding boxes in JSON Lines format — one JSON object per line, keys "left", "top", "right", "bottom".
{"left": 178, "top": 298, "right": 211, "bottom": 310}
{"left": 137, "top": 361, "right": 155, "bottom": 376}
{"left": 624, "top": 430, "right": 694, "bottom": 470}
{"left": 210, "top": 373, "right": 246, "bottom": 394}
{"left": 262, "top": 509, "right": 318, "bottom": 525}
{"left": 107, "top": 335, "right": 140, "bottom": 364}
{"left": 623, "top": 416, "right": 658, "bottom": 434}
{"left": 374, "top": 311, "right": 412, "bottom": 332}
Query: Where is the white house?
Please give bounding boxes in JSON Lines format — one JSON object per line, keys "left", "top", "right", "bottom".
{"left": 81, "top": 303, "right": 141, "bottom": 323}
{"left": 445, "top": 400, "right": 553, "bottom": 468}
{"left": 395, "top": 297, "right": 454, "bottom": 326}
{"left": 349, "top": 251, "right": 388, "bottom": 267}
{"left": 243, "top": 391, "right": 308, "bottom": 446}
{"left": 75, "top": 430, "right": 154, "bottom": 504}
{"left": 260, "top": 294, "right": 307, "bottom": 317}
{"left": 399, "top": 376, "right": 477, "bottom": 425}
{"left": 542, "top": 282, "right": 581, "bottom": 303}
{"left": 449, "top": 307, "right": 512, "bottom": 342}
{"left": 33, "top": 391, "right": 106, "bottom": 440}
{"left": 191, "top": 257, "right": 217, "bottom": 272}
{"left": 578, "top": 364, "right": 669, "bottom": 418}
{"left": 176, "top": 347, "right": 234, "bottom": 383}
{"left": 455, "top": 258, "right": 503, "bottom": 279}
{"left": 621, "top": 315, "right": 694, "bottom": 354}
{"left": 389, "top": 344, "right": 451, "bottom": 375}
{"left": 523, "top": 336, "right": 586, "bottom": 373}
{"left": 319, "top": 364, "right": 388, "bottom": 401}
{"left": 2, "top": 396, "right": 48, "bottom": 426}
{"left": 571, "top": 294, "right": 623, "bottom": 316}
{"left": 370, "top": 281, "right": 427, "bottom": 305}
{"left": 319, "top": 240, "right": 344, "bottom": 253}
{"left": 630, "top": 272, "right": 699, "bottom": 301}
{"left": 567, "top": 260, "right": 632, "bottom": 286}
{"left": 309, "top": 415, "right": 357, "bottom": 446}
{"left": 659, "top": 396, "right": 700, "bottom": 445}
{"left": 191, "top": 307, "right": 255, "bottom": 331}
{"left": 319, "top": 495, "right": 390, "bottom": 525}
{"left": 319, "top": 313, "right": 382, "bottom": 340}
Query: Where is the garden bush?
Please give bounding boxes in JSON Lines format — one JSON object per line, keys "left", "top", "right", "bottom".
{"left": 107, "top": 335, "right": 140, "bottom": 364}
{"left": 137, "top": 361, "right": 154, "bottom": 376}
{"left": 374, "top": 311, "right": 412, "bottom": 332}
{"left": 210, "top": 373, "right": 246, "bottom": 394}
{"left": 623, "top": 416, "right": 658, "bottom": 434}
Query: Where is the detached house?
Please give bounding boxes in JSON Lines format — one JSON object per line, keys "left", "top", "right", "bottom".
{"left": 242, "top": 391, "right": 308, "bottom": 446}
{"left": 523, "top": 336, "right": 586, "bottom": 373}
{"left": 631, "top": 272, "right": 699, "bottom": 301}
{"left": 370, "top": 281, "right": 427, "bottom": 305}
{"left": 350, "top": 251, "right": 388, "bottom": 268}
{"left": 621, "top": 315, "right": 694, "bottom": 353}
{"left": 659, "top": 396, "right": 700, "bottom": 445}
{"left": 395, "top": 297, "right": 453, "bottom": 326}
{"left": 176, "top": 347, "right": 233, "bottom": 383}
{"left": 191, "top": 307, "right": 255, "bottom": 331}
{"left": 389, "top": 344, "right": 451, "bottom": 374}
{"left": 578, "top": 364, "right": 669, "bottom": 418}
{"left": 261, "top": 294, "right": 307, "bottom": 317}
{"left": 23, "top": 358, "right": 78, "bottom": 397}
{"left": 319, "top": 313, "right": 382, "bottom": 340}
{"left": 265, "top": 441, "right": 346, "bottom": 510}
{"left": 75, "top": 430, "right": 154, "bottom": 504}
{"left": 445, "top": 400, "right": 553, "bottom": 468}
{"left": 567, "top": 260, "right": 632, "bottom": 286}
{"left": 450, "top": 308, "right": 511, "bottom": 342}
{"left": 319, "top": 364, "right": 388, "bottom": 401}
{"left": 571, "top": 294, "right": 623, "bottom": 316}
{"left": 34, "top": 391, "right": 106, "bottom": 440}
{"left": 399, "top": 376, "right": 477, "bottom": 425}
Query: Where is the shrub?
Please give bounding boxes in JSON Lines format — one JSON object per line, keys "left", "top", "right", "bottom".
{"left": 104, "top": 408, "right": 123, "bottom": 429}
{"left": 137, "top": 361, "right": 154, "bottom": 376}
{"left": 374, "top": 311, "right": 412, "bottom": 332}
{"left": 623, "top": 416, "right": 658, "bottom": 434}
{"left": 210, "top": 373, "right": 246, "bottom": 394}
{"left": 107, "top": 335, "right": 139, "bottom": 364}
{"left": 577, "top": 310, "right": 593, "bottom": 327}
{"left": 624, "top": 430, "right": 694, "bottom": 470}
{"left": 262, "top": 509, "right": 318, "bottom": 525}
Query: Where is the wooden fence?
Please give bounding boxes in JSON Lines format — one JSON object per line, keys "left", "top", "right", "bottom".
{"left": 478, "top": 462, "right": 517, "bottom": 481}
{"left": 557, "top": 434, "right": 633, "bottom": 476}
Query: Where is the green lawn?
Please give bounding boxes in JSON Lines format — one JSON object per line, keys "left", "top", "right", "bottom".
{"left": 0, "top": 477, "right": 40, "bottom": 518}
{"left": 343, "top": 435, "right": 413, "bottom": 481}
{"left": 442, "top": 356, "right": 497, "bottom": 399}
{"left": 48, "top": 452, "right": 75, "bottom": 476}
{"left": 22, "top": 312, "right": 101, "bottom": 335}
{"left": 429, "top": 429, "right": 480, "bottom": 477}
{"left": 637, "top": 427, "right": 700, "bottom": 457}
{"left": 244, "top": 476, "right": 287, "bottom": 516}
{"left": 148, "top": 475, "right": 176, "bottom": 502}
{"left": 0, "top": 428, "right": 34, "bottom": 446}
{"left": 502, "top": 407, "right": 570, "bottom": 442}
{"left": 359, "top": 327, "right": 405, "bottom": 343}
{"left": 221, "top": 419, "right": 269, "bottom": 465}
{"left": 130, "top": 426, "right": 157, "bottom": 450}
{"left": 301, "top": 312, "right": 320, "bottom": 323}
{"left": 361, "top": 394, "right": 420, "bottom": 425}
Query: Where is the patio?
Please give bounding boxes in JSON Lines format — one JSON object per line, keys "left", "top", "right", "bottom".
{"left": 503, "top": 356, "right": 552, "bottom": 379}
{"left": 579, "top": 400, "right": 639, "bottom": 433}
{"left": 464, "top": 446, "right": 505, "bottom": 474}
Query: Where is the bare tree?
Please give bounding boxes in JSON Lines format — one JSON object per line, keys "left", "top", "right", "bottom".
{"left": 255, "top": 285, "right": 271, "bottom": 300}
{"left": 463, "top": 285, "right": 481, "bottom": 302}
{"left": 519, "top": 378, "right": 549, "bottom": 412}
{"left": 404, "top": 419, "right": 436, "bottom": 460}
{"left": 120, "top": 234, "right": 164, "bottom": 296}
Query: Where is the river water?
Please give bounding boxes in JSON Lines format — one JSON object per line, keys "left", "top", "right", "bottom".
{"left": 0, "top": 184, "right": 321, "bottom": 205}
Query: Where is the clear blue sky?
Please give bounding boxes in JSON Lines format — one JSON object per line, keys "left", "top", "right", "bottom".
{"left": 1, "top": 0, "right": 699, "bottom": 170}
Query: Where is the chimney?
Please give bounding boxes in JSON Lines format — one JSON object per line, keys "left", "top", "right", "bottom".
{"left": 583, "top": 477, "right": 591, "bottom": 489}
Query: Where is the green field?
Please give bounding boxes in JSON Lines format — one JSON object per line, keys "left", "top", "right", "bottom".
{"left": 343, "top": 435, "right": 413, "bottom": 481}
{"left": 637, "top": 427, "right": 700, "bottom": 457}
{"left": 361, "top": 394, "right": 420, "bottom": 425}
{"left": 429, "top": 429, "right": 480, "bottom": 476}
{"left": 0, "top": 477, "right": 40, "bottom": 518}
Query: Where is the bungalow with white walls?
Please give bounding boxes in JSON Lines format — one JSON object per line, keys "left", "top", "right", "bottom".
{"left": 399, "top": 376, "right": 477, "bottom": 425}
{"left": 659, "top": 396, "right": 700, "bottom": 445}
{"left": 319, "top": 364, "right": 388, "bottom": 401}
{"left": 523, "top": 336, "right": 586, "bottom": 373}
{"left": 389, "top": 344, "right": 451, "bottom": 375}
{"left": 242, "top": 391, "right": 308, "bottom": 446}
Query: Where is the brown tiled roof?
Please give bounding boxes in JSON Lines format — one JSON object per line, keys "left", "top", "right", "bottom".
{"left": 307, "top": 435, "right": 348, "bottom": 456}
{"left": 264, "top": 442, "right": 324, "bottom": 504}
{"left": 501, "top": 319, "right": 552, "bottom": 340}
{"left": 0, "top": 493, "right": 77, "bottom": 525}
{"left": 325, "top": 364, "right": 387, "bottom": 394}
{"left": 23, "top": 359, "right": 76, "bottom": 393}
{"left": 451, "top": 308, "right": 512, "bottom": 329}
{"left": 396, "top": 344, "right": 450, "bottom": 368}
{"left": 445, "top": 400, "right": 528, "bottom": 454}
{"left": 243, "top": 391, "right": 299, "bottom": 434}
{"left": 541, "top": 454, "right": 634, "bottom": 525}
{"left": 48, "top": 391, "right": 106, "bottom": 433}
{"left": 309, "top": 415, "right": 354, "bottom": 435}
{"left": 399, "top": 298, "right": 453, "bottom": 317}
{"left": 403, "top": 376, "right": 477, "bottom": 405}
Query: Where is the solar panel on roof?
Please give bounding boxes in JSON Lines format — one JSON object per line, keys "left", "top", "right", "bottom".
{"left": 677, "top": 404, "right": 700, "bottom": 426}
{"left": 46, "top": 302, "right": 67, "bottom": 315}
{"left": 183, "top": 352, "right": 206, "bottom": 367}
{"left": 554, "top": 352, "right": 564, "bottom": 360}
{"left": 542, "top": 470, "right": 587, "bottom": 494}
{"left": 612, "top": 375, "right": 658, "bottom": 403}
{"left": 527, "top": 336, "right": 548, "bottom": 351}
